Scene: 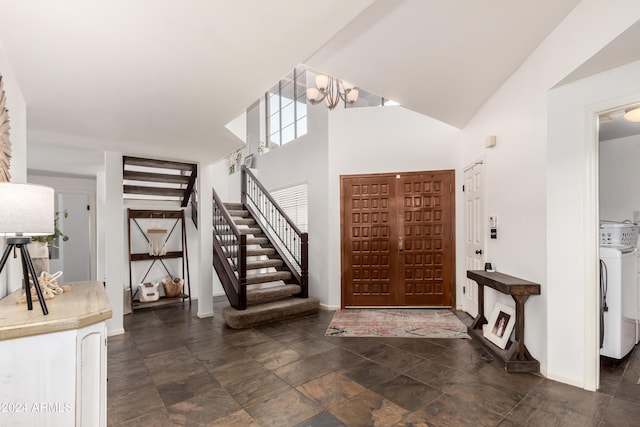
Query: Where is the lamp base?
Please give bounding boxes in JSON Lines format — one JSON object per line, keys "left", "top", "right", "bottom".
{"left": 6, "top": 236, "right": 31, "bottom": 245}
{"left": 0, "top": 238, "right": 49, "bottom": 315}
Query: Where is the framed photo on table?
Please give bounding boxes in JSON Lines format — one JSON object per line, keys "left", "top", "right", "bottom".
{"left": 483, "top": 302, "right": 515, "bottom": 349}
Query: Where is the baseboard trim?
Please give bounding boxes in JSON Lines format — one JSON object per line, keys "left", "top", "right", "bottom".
{"left": 107, "top": 328, "right": 125, "bottom": 337}
{"left": 320, "top": 303, "right": 339, "bottom": 310}
{"left": 197, "top": 311, "right": 214, "bottom": 319}
{"left": 545, "top": 370, "right": 585, "bottom": 389}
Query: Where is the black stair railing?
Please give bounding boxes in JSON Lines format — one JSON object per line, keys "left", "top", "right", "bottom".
{"left": 212, "top": 187, "right": 247, "bottom": 309}
{"left": 241, "top": 166, "right": 308, "bottom": 297}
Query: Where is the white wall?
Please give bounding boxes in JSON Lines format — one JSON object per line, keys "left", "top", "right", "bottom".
{"left": 461, "top": 0, "right": 640, "bottom": 389}
{"left": 251, "top": 103, "right": 330, "bottom": 303}
{"left": 99, "top": 151, "right": 124, "bottom": 335}
{"left": 27, "top": 141, "right": 104, "bottom": 177}
{"left": 197, "top": 162, "right": 216, "bottom": 316}
{"left": 548, "top": 58, "right": 640, "bottom": 389}
{"left": 0, "top": 42, "right": 27, "bottom": 298}
{"left": 599, "top": 135, "right": 640, "bottom": 221}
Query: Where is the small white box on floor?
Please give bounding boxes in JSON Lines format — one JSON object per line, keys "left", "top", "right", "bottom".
{"left": 138, "top": 282, "right": 160, "bottom": 302}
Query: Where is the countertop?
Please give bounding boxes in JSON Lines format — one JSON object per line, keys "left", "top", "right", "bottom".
{"left": 0, "top": 281, "right": 112, "bottom": 341}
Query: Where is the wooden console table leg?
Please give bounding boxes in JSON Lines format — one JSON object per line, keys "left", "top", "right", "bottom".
{"left": 512, "top": 294, "right": 530, "bottom": 360}
{"left": 470, "top": 283, "right": 486, "bottom": 330}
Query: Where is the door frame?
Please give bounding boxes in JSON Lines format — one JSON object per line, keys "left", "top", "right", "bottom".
{"left": 339, "top": 169, "right": 456, "bottom": 308}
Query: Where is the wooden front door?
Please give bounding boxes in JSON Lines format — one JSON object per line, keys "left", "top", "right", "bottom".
{"left": 341, "top": 170, "right": 455, "bottom": 307}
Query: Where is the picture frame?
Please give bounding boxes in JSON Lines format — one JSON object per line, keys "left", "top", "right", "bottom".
{"left": 483, "top": 302, "right": 515, "bottom": 349}
{"left": 244, "top": 153, "right": 254, "bottom": 169}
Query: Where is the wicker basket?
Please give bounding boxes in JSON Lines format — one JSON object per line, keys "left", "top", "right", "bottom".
{"left": 162, "top": 277, "right": 184, "bottom": 298}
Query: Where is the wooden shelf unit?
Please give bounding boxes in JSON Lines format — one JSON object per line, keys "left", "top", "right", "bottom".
{"left": 466, "top": 270, "right": 540, "bottom": 373}
{"left": 127, "top": 209, "right": 191, "bottom": 309}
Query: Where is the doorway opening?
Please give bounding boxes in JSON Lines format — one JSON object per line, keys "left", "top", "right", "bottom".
{"left": 53, "top": 191, "right": 95, "bottom": 283}
{"left": 597, "top": 104, "right": 640, "bottom": 387}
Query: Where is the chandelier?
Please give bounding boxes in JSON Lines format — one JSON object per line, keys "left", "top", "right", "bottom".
{"left": 306, "top": 75, "right": 359, "bottom": 110}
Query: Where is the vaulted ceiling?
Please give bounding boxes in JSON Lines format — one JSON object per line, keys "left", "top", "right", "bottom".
{"left": 0, "top": 0, "right": 588, "bottom": 163}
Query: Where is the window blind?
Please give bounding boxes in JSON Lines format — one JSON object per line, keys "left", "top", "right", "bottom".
{"left": 270, "top": 183, "right": 308, "bottom": 232}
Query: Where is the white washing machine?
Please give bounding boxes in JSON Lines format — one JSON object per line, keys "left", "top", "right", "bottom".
{"left": 600, "top": 246, "right": 638, "bottom": 359}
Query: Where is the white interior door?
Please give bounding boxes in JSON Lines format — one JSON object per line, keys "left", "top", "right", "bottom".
{"left": 59, "top": 193, "right": 92, "bottom": 282}
{"left": 463, "top": 161, "right": 485, "bottom": 316}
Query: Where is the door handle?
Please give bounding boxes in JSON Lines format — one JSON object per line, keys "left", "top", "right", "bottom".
{"left": 475, "top": 249, "right": 483, "bottom": 255}
{"left": 399, "top": 236, "right": 404, "bottom": 253}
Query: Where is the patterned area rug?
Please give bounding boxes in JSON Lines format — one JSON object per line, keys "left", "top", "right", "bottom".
{"left": 325, "top": 308, "right": 470, "bottom": 339}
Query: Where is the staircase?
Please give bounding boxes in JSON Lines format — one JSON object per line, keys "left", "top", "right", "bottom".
{"left": 122, "top": 156, "right": 197, "bottom": 208}
{"left": 213, "top": 167, "right": 319, "bottom": 328}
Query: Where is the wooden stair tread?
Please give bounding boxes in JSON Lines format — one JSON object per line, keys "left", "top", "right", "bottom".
{"left": 246, "top": 237, "right": 268, "bottom": 245}
{"left": 232, "top": 218, "right": 256, "bottom": 226}
{"left": 217, "top": 236, "right": 268, "bottom": 246}
{"left": 123, "top": 156, "right": 195, "bottom": 171}
{"left": 124, "top": 170, "right": 190, "bottom": 185}
{"left": 224, "top": 247, "right": 276, "bottom": 257}
{"left": 246, "top": 259, "right": 283, "bottom": 270}
{"left": 224, "top": 203, "right": 244, "bottom": 210}
{"left": 246, "top": 284, "right": 302, "bottom": 304}
{"left": 217, "top": 227, "right": 262, "bottom": 236}
{"left": 226, "top": 210, "right": 249, "bottom": 217}
{"left": 123, "top": 185, "right": 184, "bottom": 197}
{"left": 222, "top": 297, "right": 320, "bottom": 329}
{"left": 245, "top": 271, "right": 291, "bottom": 285}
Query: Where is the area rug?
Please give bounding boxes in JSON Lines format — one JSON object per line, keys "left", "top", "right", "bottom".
{"left": 325, "top": 308, "right": 470, "bottom": 339}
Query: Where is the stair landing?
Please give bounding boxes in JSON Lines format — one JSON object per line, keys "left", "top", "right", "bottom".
{"left": 222, "top": 297, "right": 320, "bottom": 329}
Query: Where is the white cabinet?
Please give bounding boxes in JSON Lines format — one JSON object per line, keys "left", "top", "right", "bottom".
{"left": 0, "top": 282, "right": 111, "bottom": 426}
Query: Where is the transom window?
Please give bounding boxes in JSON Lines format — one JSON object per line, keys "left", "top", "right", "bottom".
{"left": 265, "top": 68, "right": 307, "bottom": 148}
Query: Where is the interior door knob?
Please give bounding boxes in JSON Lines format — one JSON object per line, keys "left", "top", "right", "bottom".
{"left": 475, "top": 249, "right": 483, "bottom": 255}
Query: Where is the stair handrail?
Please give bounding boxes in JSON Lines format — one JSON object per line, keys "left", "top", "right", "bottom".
{"left": 241, "top": 166, "right": 308, "bottom": 297}
{"left": 212, "top": 186, "right": 247, "bottom": 309}
{"left": 182, "top": 163, "right": 198, "bottom": 208}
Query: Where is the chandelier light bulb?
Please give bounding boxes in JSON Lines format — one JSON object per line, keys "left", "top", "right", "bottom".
{"left": 346, "top": 88, "right": 359, "bottom": 104}
{"left": 315, "top": 75, "right": 329, "bottom": 91}
{"left": 623, "top": 106, "right": 640, "bottom": 122}
{"left": 306, "top": 87, "right": 320, "bottom": 102}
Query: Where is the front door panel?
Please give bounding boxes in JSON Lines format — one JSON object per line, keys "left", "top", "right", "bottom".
{"left": 342, "top": 175, "right": 399, "bottom": 306}
{"left": 402, "top": 172, "right": 453, "bottom": 306}
{"left": 341, "top": 170, "right": 455, "bottom": 307}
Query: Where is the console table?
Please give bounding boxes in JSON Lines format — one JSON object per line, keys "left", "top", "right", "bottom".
{"left": 466, "top": 270, "right": 540, "bottom": 373}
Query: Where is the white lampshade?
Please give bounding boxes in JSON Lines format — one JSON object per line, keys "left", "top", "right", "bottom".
{"left": 346, "top": 88, "right": 359, "bottom": 104}
{"left": 342, "top": 81, "right": 355, "bottom": 91}
{"left": 0, "top": 183, "right": 54, "bottom": 236}
{"left": 315, "top": 74, "right": 329, "bottom": 91}
{"left": 306, "top": 87, "right": 320, "bottom": 101}
{"left": 623, "top": 107, "right": 640, "bottom": 122}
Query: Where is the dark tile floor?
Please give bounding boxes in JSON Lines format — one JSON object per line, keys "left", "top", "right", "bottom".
{"left": 107, "top": 297, "right": 640, "bottom": 426}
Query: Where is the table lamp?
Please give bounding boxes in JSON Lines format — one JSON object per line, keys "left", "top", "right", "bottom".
{"left": 0, "top": 183, "right": 54, "bottom": 315}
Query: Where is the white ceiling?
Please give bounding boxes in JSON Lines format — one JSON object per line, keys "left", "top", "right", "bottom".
{"left": 0, "top": 0, "right": 585, "bottom": 164}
